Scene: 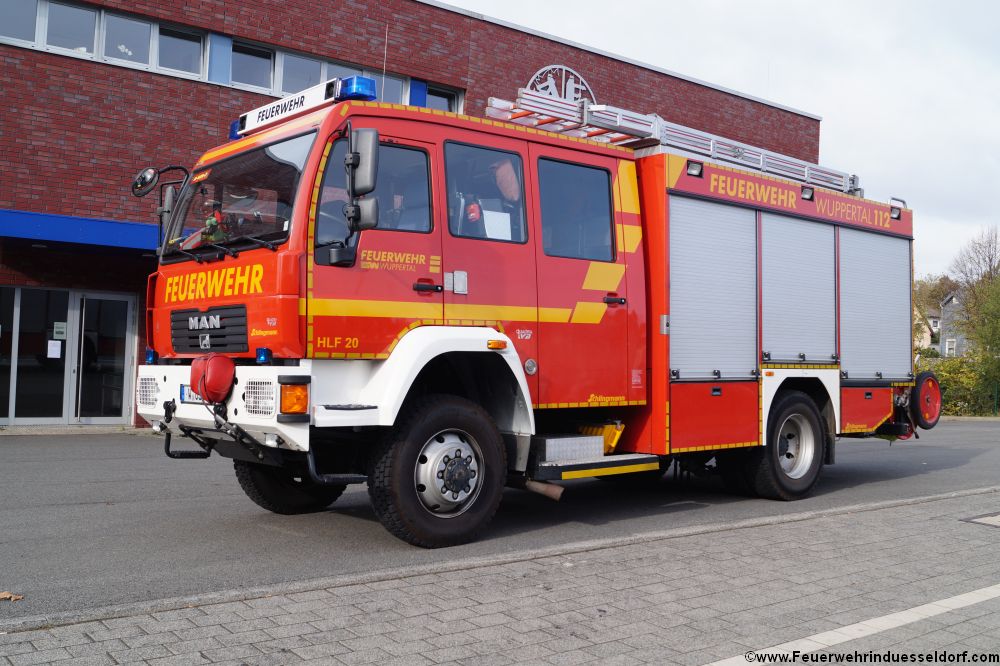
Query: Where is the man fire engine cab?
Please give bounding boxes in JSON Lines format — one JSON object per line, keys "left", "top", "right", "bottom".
{"left": 132, "top": 76, "right": 941, "bottom": 548}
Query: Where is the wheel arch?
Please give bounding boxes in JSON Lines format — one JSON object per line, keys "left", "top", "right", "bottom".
{"left": 770, "top": 377, "right": 836, "bottom": 464}
{"left": 358, "top": 326, "right": 534, "bottom": 435}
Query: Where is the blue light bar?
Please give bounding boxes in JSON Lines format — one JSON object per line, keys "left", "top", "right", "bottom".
{"left": 145, "top": 348, "right": 158, "bottom": 365}
{"left": 336, "top": 76, "right": 377, "bottom": 102}
{"left": 228, "top": 119, "right": 242, "bottom": 140}
{"left": 256, "top": 347, "right": 273, "bottom": 365}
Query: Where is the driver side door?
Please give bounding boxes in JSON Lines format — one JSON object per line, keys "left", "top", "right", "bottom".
{"left": 308, "top": 130, "right": 443, "bottom": 359}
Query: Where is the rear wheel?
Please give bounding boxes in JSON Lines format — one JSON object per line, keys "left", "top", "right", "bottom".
{"left": 747, "top": 391, "right": 825, "bottom": 500}
{"left": 233, "top": 460, "right": 345, "bottom": 515}
{"left": 910, "top": 371, "right": 942, "bottom": 430}
{"left": 368, "top": 395, "right": 506, "bottom": 548}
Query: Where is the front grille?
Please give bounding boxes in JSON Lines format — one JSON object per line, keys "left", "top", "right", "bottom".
{"left": 244, "top": 379, "right": 276, "bottom": 417}
{"left": 137, "top": 376, "right": 159, "bottom": 407}
{"left": 171, "top": 305, "right": 248, "bottom": 353}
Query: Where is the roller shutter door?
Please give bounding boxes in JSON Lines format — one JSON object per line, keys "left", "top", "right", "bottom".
{"left": 839, "top": 228, "right": 912, "bottom": 380}
{"left": 761, "top": 213, "right": 836, "bottom": 363}
{"left": 669, "top": 196, "right": 757, "bottom": 379}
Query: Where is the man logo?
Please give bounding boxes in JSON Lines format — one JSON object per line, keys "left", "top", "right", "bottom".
{"left": 189, "top": 315, "right": 221, "bottom": 331}
{"left": 199, "top": 333, "right": 212, "bottom": 350}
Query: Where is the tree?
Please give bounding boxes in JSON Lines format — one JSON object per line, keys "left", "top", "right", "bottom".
{"left": 913, "top": 273, "right": 958, "bottom": 347}
{"left": 950, "top": 226, "right": 1000, "bottom": 323}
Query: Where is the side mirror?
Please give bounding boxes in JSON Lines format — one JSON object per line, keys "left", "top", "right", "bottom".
{"left": 349, "top": 128, "right": 379, "bottom": 196}
{"left": 346, "top": 197, "right": 378, "bottom": 232}
{"left": 131, "top": 167, "right": 159, "bottom": 197}
{"left": 354, "top": 197, "right": 378, "bottom": 231}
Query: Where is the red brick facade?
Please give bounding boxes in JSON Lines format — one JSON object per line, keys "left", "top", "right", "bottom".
{"left": 0, "top": 0, "right": 819, "bottom": 227}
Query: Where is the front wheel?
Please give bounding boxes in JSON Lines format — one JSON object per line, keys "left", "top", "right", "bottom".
{"left": 233, "top": 460, "right": 345, "bottom": 515}
{"left": 747, "top": 391, "right": 825, "bottom": 500}
{"left": 368, "top": 395, "right": 506, "bottom": 548}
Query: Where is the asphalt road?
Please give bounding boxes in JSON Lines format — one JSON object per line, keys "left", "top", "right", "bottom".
{"left": 0, "top": 420, "right": 997, "bottom": 620}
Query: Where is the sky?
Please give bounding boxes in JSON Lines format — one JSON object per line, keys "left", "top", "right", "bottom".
{"left": 440, "top": 0, "right": 1000, "bottom": 277}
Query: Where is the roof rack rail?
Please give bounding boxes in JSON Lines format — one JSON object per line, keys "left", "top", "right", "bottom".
{"left": 487, "top": 88, "right": 862, "bottom": 195}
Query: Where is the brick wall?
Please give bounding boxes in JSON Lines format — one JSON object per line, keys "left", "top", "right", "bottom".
{"left": 0, "top": 0, "right": 819, "bottom": 228}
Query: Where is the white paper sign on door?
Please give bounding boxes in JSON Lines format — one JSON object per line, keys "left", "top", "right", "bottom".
{"left": 47, "top": 340, "right": 61, "bottom": 359}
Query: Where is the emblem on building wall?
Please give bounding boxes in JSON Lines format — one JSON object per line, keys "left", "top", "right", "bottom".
{"left": 527, "top": 65, "right": 596, "bottom": 104}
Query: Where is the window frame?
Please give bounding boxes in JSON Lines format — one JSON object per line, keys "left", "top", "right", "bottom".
{"left": 230, "top": 40, "right": 274, "bottom": 93}
{"left": 0, "top": 0, "right": 40, "bottom": 46}
{"left": 156, "top": 25, "right": 204, "bottom": 79}
{"left": 277, "top": 51, "right": 324, "bottom": 95}
{"left": 536, "top": 156, "right": 617, "bottom": 262}
{"left": 443, "top": 140, "right": 529, "bottom": 245}
{"left": 43, "top": 0, "right": 99, "bottom": 57}
{"left": 945, "top": 339, "right": 957, "bottom": 357}
{"left": 100, "top": 11, "right": 153, "bottom": 69}
{"left": 426, "top": 86, "right": 462, "bottom": 113}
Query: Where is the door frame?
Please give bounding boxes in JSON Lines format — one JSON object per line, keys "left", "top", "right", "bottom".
{"left": 2, "top": 287, "right": 137, "bottom": 426}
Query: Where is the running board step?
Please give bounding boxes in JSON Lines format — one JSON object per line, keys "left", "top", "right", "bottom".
{"left": 532, "top": 454, "right": 661, "bottom": 481}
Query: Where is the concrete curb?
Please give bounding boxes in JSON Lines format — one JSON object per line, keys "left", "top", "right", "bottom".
{"left": 2, "top": 484, "right": 998, "bottom": 635}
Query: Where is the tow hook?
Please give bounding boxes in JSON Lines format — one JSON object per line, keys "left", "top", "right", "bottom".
{"left": 162, "top": 399, "right": 176, "bottom": 423}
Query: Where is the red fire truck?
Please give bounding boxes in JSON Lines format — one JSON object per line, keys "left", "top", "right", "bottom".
{"left": 133, "top": 76, "right": 941, "bottom": 547}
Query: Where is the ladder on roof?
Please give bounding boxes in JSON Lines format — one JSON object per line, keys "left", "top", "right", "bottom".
{"left": 486, "top": 88, "right": 861, "bottom": 195}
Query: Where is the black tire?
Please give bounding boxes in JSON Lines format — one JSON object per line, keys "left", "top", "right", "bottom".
{"left": 910, "top": 371, "right": 942, "bottom": 430}
{"left": 746, "top": 391, "right": 825, "bottom": 501}
{"left": 233, "top": 460, "right": 345, "bottom": 515}
{"left": 368, "top": 394, "right": 506, "bottom": 548}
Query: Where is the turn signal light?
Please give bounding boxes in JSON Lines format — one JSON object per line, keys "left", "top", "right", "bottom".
{"left": 487, "top": 339, "right": 507, "bottom": 350}
{"left": 280, "top": 384, "right": 309, "bottom": 414}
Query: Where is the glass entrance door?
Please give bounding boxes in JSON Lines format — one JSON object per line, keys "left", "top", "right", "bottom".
{"left": 72, "top": 293, "right": 135, "bottom": 424}
{"left": 0, "top": 288, "right": 136, "bottom": 425}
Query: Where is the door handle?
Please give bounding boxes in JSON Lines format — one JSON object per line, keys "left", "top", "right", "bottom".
{"left": 603, "top": 295, "right": 626, "bottom": 305}
{"left": 413, "top": 282, "right": 443, "bottom": 293}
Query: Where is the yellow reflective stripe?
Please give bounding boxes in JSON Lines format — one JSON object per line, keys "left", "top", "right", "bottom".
{"left": 307, "top": 298, "right": 441, "bottom": 319}
{"left": 302, "top": 298, "right": 574, "bottom": 323}
{"left": 622, "top": 225, "right": 643, "bottom": 253}
{"left": 617, "top": 161, "right": 640, "bottom": 214}
{"left": 446, "top": 304, "right": 539, "bottom": 321}
{"left": 667, "top": 154, "right": 687, "bottom": 189}
{"left": 570, "top": 301, "right": 607, "bottom": 324}
{"left": 561, "top": 461, "right": 659, "bottom": 480}
{"left": 581, "top": 262, "right": 626, "bottom": 292}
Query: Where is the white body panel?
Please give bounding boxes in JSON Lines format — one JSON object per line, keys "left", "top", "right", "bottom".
{"left": 669, "top": 196, "right": 758, "bottom": 379}
{"left": 761, "top": 213, "right": 837, "bottom": 363}
{"left": 760, "top": 367, "right": 841, "bottom": 443}
{"left": 136, "top": 327, "right": 535, "bottom": 451}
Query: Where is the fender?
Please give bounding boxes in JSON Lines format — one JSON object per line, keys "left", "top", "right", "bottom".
{"left": 311, "top": 326, "right": 535, "bottom": 435}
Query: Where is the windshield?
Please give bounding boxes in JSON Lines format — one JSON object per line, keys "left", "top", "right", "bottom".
{"left": 162, "top": 132, "right": 316, "bottom": 259}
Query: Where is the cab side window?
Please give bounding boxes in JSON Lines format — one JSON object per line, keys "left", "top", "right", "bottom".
{"left": 316, "top": 141, "right": 431, "bottom": 247}
{"left": 538, "top": 158, "right": 614, "bottom": 262}
{"left": 445, "top": 142, "right": 526, "bottom": 243}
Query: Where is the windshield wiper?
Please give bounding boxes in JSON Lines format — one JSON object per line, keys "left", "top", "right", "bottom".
{"left": 204, "top": 243, "right": 239, "bottom": 258}
{"left": 164, "top": 246, "right": 206, "bottom": 263}
{"left": 240, "top": 236, "right": 279, "bottom": 251}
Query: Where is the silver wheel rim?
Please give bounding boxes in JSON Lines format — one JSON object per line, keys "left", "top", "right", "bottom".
{"left": 413, "top": 429, "right": 483, "bottom": 518}
{"left": 777, "top": 413, "right": 816, "bottom": 480}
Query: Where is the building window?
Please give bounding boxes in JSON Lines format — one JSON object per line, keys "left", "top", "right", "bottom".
{"left": 945, "top": 339, "right": 957, "bottom": 357}
{"left": 427, "top": 87, "right": 458, "bottom": 112}
{"left": 931, "top": 318, "right": 940, "bottom": 330}
{"left": 327, "top": 62, "right": 361, "bottom": 81}
{"left": 158, "top": 28, "right": 201, "bottom": 75}
{"left": 232, "top": 42, "right": 272, "bottom": 89}
{"left": 281, "top": 53, "right": 322, "bottom": 93}
{"left": 371, "top": 73, "right": 404, "bottom": 103}
{"left": 103, "top": 14, "right": 150, "bottom": 65}
{"left": 0, "top": 0, "right": 38, "bottom": 42}
{"left": 538, "top": 159, "right": 614, "bottom": 261}
{"left": 46, "top": 1, "right": 96, "bottom": 54}
{"left": 445, "top": 143, "right": 526, "bottom": 243}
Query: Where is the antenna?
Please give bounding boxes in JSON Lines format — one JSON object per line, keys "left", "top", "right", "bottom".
{"left": 381, "top": 23, "right": 389, "bottom": 99}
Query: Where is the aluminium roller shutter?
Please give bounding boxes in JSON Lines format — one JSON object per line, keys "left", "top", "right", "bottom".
{"left": 761, "top": 213, "right": 836, "bottom": 363}
{"left": 669, "top": 196, "right": 757, "bottom": 379}
{"left": 839, "top": 228, "right": 912, "bottom": 380}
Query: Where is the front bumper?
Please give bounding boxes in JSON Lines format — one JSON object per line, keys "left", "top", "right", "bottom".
{"left": 136, "top": 363, "right": 311, "bottom": 451}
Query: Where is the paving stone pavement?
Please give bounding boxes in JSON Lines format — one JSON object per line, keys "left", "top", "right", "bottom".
{"left": 3, "top": 491, "right": 1000, "bottom": 665}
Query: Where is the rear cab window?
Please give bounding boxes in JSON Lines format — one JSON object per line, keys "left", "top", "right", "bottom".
{"left": 444, "top": 142, "right": 527, "bottom": 243}
{"left": 537, "top": 158, "right": 615, "bottom": 261}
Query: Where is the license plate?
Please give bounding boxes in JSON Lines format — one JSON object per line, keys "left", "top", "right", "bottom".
{"left": 180, "top": 384, "right": 204, "bottom": 404}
